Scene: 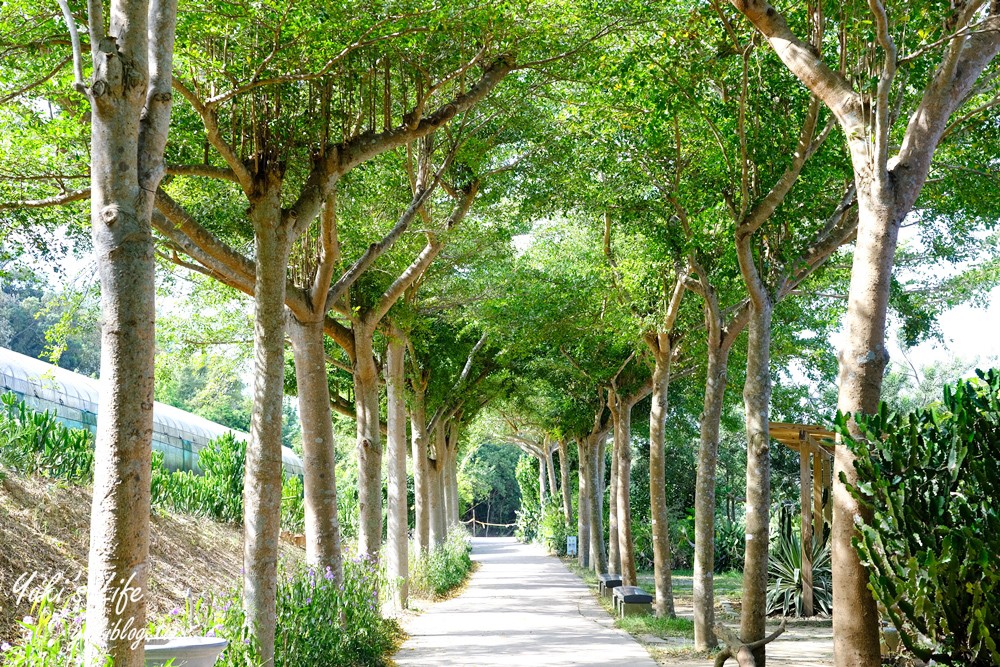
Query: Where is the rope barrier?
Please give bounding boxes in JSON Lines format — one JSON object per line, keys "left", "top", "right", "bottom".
{"left": 462, "top": 517, "right": 517, "bottom": 529}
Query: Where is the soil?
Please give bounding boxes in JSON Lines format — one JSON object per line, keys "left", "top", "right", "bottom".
{"left": 0, "top": 469, "right": 303, "bottom": 644}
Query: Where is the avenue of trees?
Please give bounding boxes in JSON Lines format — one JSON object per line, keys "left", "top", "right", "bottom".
{"left": 3, "top": 1, "right": 1000, "bottom": 666}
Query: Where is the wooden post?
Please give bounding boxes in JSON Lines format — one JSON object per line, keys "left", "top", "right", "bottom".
{"left": 799, "top": 438, "right": 814, "bottom": 617}
{"left": 809, "top": 436, "right": 825, "bottom": 544}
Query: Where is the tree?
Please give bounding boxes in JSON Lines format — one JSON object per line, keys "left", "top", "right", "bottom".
{"left": 727, "top": 3, "right": 1000, "bottom": 663}
{"left": 25, "top": 1, "right": 180, "bottom": 664}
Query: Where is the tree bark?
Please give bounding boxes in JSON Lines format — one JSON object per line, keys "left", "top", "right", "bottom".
{"left": 741, "top": 300, "right": 773, "bottom": 666}
{"left": 558, "top": 439, "right": 573, "bottom": 524}
{"left": 409, "top": 379, "right": 430, "bottom": 553}
{"left": 576, "top": 437, "right": 592, "bottom": 569}
{"left": 82, "top": 2, "right": 177, "bottom": 664}
{"left": 243, "top": 193, "right": 291, "bottom": 667}
{"left": 538, "top": 453, "right": 547, "bottom": 504}
{"left": 607, "top": 408, "right": 621, "bottom": 576}
{"left": 694, "top": 346, "right": 729, "bottom": 651}
{"left": 446, "top": 420, "right": 461, "bottom": 526}
{"left": 353, "top": 323, "right": 383, "bottom": 559}
{"left": 615, "top": 395, "right": 637, "bottom": 587}
{"left": 287, "top": 316, "right": 343, "bottom": 581}
{"left": 647, "top": 334, "right": 676, "bottom": 618}
{"left": 831, "top": 190, "right": 898, "bottom": 665}
{"left": 545, "top": 441, "right": 558, "bottom": 499}
{"left": 386, "top": 325, "right": 408, "bottom": 609}
{"left": 429, "top": 425, "right": 448, "bottom": 547}
{"left": 590, "top": 433, "right": 608, "bottom": 575}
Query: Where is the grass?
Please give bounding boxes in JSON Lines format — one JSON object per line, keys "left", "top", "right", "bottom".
{"left": 563, "top": 559, "right": 745, "bottom": 663}
{"left": 635, "top": 569, "right": 744, "bottom": 601}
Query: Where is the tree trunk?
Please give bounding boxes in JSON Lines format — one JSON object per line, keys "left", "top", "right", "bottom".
{"left": 353, "top": 324, "right": 383, "bottom": 559}
{"left": 429, "top": 426, "right": 447, "bottom": 547}
{"left": 538, "top": 453, "right": 547, "bottom": 504}
{"left": 590, "top": 433, "right": 608, "bottom": 574}
{"left": 558, "top": 439, "right": 572, "bottom": 524}
{"left": 616, "top": 398, "right": 637, "bottom": 587}
{"left": 243, "top": 201, "right": 291, "bottom": 667}
{"left": 832, "top": 189, "right": 899, "bottom": 666}
{"left": 741, "top": 300, "right": 773, "bottom": 666}
{"left": 287, "top": 316, "right": 343, "bottom": 581}
{"left": 577, "top": 438, "right": 592, "bottom": 569}
{"left": 694, "top": 347, "right": 730, "bottom": 651}
{"left": 83, "top": 3, "right": 177, "bottom": 663}
{"left": 385, "top": 326, "right": 408, "bottom": 609}
{"left": 546, "top": 444, "right": 558, "bottom": 499}
{"left": 607, "top": 421, "right": 620, "bottom": 576}
{"left": 410, "top": 385, "right": 430, "bottom": 553}
{"left": 446, "top": 420, "right": 461, "bottom": 526}
{"left": 647, "top": 335, "right": 676, "bottom": 618}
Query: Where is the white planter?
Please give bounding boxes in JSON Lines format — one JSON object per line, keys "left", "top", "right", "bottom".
{"left": 144, "top": 637, "right": 228, "bottom": 667}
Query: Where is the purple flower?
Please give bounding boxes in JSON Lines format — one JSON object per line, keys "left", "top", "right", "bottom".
{"left": 1, "top": 642, "right": 12, "bottom": 652}
{"left": 207, "top": 628, "right": 216, "bottom": 637}
{"left": 305, "top": 597, "right": 312, "bottom": 604}
{"left": 170, "top": 607, "right": 182, "bottom": 616}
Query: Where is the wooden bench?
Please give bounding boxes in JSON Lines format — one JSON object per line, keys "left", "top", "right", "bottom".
{"left": 597, "top": 573, "right": 622, "bottom": 598}
{"left": 612, "top": 585, "right": 653, "bottom": 617}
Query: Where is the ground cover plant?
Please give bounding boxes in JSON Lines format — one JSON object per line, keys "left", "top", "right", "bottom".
{"left": 840, "top": 370, "right": 1000, "bottom": 666}
{"left": 409, "top": 528, "right": 475, "bottom": 598}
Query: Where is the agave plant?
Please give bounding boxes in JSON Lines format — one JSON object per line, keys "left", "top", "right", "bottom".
{"left": 766, "top": 507, "right": 832, "bottom": 616}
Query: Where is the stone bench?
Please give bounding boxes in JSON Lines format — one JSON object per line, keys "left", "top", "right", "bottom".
{"left": 612, "top": 585, "right": 653, "bottom": 617}
{"left": 597, "top": 573, "right": 622, "bottom": 598}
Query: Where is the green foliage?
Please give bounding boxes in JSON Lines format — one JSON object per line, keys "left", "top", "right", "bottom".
{"left": 0, "top": 392, "right": 94, "bottom": 482}
{"left": 152, "top": 433, "right": 303, "bottom": 531}
{"left": 714, "top": 517, "right": 746, "bottom": 574}
{"left": 409, "top": 528, "right": 474, "bottom": 598}
{"left": 537, "top": 498, "right": 571, "bottom": 556}
{"left": 513, "top": 504, "right": 540, "bottom": 544}
{"left": 766, "top": 507, "right": 831, "bottom": 617}
{"left": 513, "top": 454, "right": 542, "bottom": 543}
{"left": 159, "top": 555, "right": 400, "bottom": 667}
{"left": 0, "top": 588, "right": 93, "bottom": 666}
{"left": 838, "top": 370, "right": 1000, "bottom": 666}
{"left": 458, "top": 441, "right": 522, "bottom": 528}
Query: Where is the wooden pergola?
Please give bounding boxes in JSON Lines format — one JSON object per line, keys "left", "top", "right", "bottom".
{"left": 768, "top": 421, "right": 835, "bottom": 616}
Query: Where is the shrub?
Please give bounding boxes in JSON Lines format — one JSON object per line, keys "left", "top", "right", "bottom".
{"left": 714, "top": 517, "right": 746, "bottom": 573}
{"left": 409, "top": 527, "right": 474, "bottom": 598}
{"left": 838, "top": 370, "right": 1000, "bottom": 666}
{"left": 537, "top": 498, "right": 570, "bottom": 555}
{"left": 513, "top": 505, "right": 540, "bottom": 543}
{"left": 0, "top": 587, "right": 96, "bottom": 666}
{"left": 766, "top": 507, "right": 831, "bottom": 616}
{"left": 196, "top": 432, "right": 245, "bottom": 524}
{"left": 0, "top": 392, "right": 94, "bottom": 482}
{"left": 159, "top": 554, "right": 400, "bottom": 667}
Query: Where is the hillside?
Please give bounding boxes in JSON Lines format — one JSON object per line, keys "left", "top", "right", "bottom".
{"left": 0, "top": 470, "right": 303, "bottom": 645}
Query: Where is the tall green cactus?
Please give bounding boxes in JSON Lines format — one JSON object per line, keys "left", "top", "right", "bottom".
{"left": 837, "top": 369, "right": 1000, "bottom": 666}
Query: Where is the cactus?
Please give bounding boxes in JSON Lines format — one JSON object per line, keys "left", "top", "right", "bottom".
{"left": 837, "top": 369, "right": 1000, "bottom": 666}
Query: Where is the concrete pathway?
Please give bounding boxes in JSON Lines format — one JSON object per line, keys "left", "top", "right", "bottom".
{"left": 393, "top": 537, "right": 657, "bottom": 667}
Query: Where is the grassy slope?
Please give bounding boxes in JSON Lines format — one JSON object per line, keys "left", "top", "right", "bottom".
{"left": 0, "top": 469, "right": 303, "bottom": 645}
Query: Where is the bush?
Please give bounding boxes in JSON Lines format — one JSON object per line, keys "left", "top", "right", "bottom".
{"left": 838, "top": 370, "right": 1000, "bottom": 666}
{"left": 766, "top": 506, "right": 831, "bottom": 616}
{"left": 537, "top": 498, "right": 571, "bottom": 555}
{"left": 0, "top": 392, "right": 94, "bottom": 482}
{"left": 714, "top": 517, "right": 746, "bottom": 573}
{"left": 409, "top": 527, "right": 474, "bottom": 598}
{"left": 159, "top": 554, "right": 400, "bottom": 667}
{"left": 0, "top": 587, "right": 96, "bottom": 666}
{"left": 513, "top": 505, "right": 540, "bottom": 543}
